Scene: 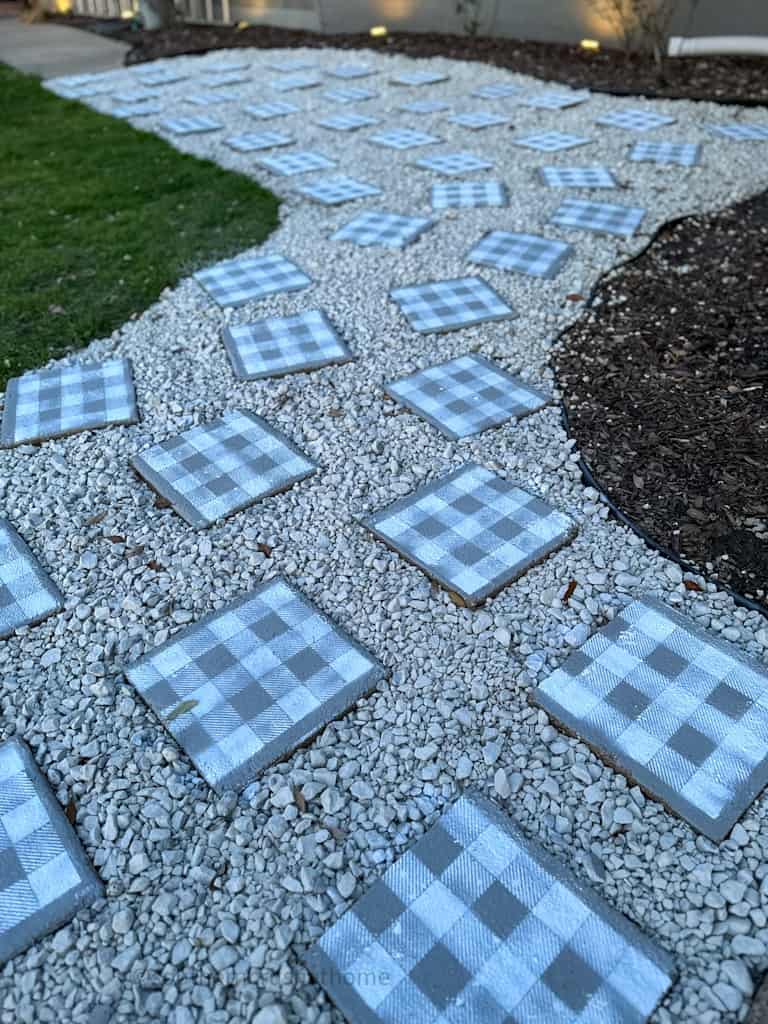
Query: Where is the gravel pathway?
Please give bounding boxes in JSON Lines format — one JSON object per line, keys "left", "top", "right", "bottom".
{"left": 2, "top": 48, "right": 768, "bottom": 1024}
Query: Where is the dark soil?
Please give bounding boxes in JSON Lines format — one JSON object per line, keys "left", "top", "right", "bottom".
{"left": 555, "top": 191, "right": 768, "bottom": 604}
{"left": 50, "top": 15, "right": 768, "bottom": 105}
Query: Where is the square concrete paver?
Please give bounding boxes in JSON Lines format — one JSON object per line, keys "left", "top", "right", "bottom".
{"left": 185, "top": 91, "right": 240, "bottom": 107}
{"left": 390, "top": 276, "right": 515, "bottom": 335}
{"left": 317, "top": 113, "right": 379, "bottom": 132}
{"left": 194, "top": 254, "right": 311, "bottom": 307}
{"left": 363, "top": 463, "right": 575, "bottom": 606}
{"left": 705, "top": 123, "right": 768, "bottom": 141}
{"left": 270, "top": 73, "right": 322, "bottom": 92}
{"left": 323, "top": 86, "right": 377, "bottom": 104}
{"left": 399, "top": 100, "right": 451, "bottom": 114}
{"left": 132, "top": 410, "right": 316, "bottom": 529}
{"left": 0, "top": 738, "right": 103, "bottom": 967}
{"left": 327, "top": 63, "right": 375, "bottom": 79}
{"left": 550, "top": 198, "right": 646, "bottom": 238}
{"left": 431, "top": 180, "right": 509, "bottom": 210}
{"left": 472, "top": 82, "right": 521, "bottom": 99}
{"left": 533, "top": 596, "right": 768, "bottom": 841}
{"left": 596, "top": 108, "right": 676, "bottom": 132}
{"left": 1, "top": 358, "right": 138, "bottom": 448}
{"left": 136, "top": 68, "right": 187, "bottom": 87}
{"left": 304, "top": 792, "right": 674, "bottom": 1023}
{"left": 629, "top": 141, "right": 702, "bottom": 167}
{"left": 332, "top": 211, "right": 433, "bottom": 249}
{"left": 391, "top": 70, "right": 448, "bottom": 87}
{"left": 224, "top": 131, "right": 294, "bottom": 153}
{"left": 112, "top": 102, "right": 162, "bottom": 120}
{"left": 539, "top": 165, "right": 618, "bottom": 189}
{"left": 245, "top": 101, "right": 300, "bottom": 120}
{"left": 296, "top": 176, "right": 383, "bottom": 206}
{"left": 0, "top": 520, "right": 63, "bottom": 640}
{"left": 447, "top": 111, "right": 511, "bottom": 130}
{"left": 414, "top": 151, "right": 493, "bottom": 176}
{"left": 257, "top": 151, "right": 336, "bottom": 176}
{"left": 368, "top": 129, "right": 441, "bottom": 150}
{"left": 222, "top": 309, "right": 352, "bottom": 380}
{"left": 201, "top": 71, "right": 250, "bottom": 89}
{"left": 160, "top": 115, "right": 223, "bottom": 135}
{"left": 125, "top": 577, "right": 385, "bottom": 793}
{"left": 468, "top": 231, "right": 574, "bottom": 279}
{"left": 266, "top": 59, "right": 316, "bottom": 73}
{"left": 521, "top": 90, "right": 591, "bottom": 109}
{"left": 512, "top": 131, "right": 592, "bottom": 152}
{"left": 385, "top": 354, "right": 549, "bottom": 439}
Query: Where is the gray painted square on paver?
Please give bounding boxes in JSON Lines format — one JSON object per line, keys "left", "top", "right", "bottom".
{"left": 131, "top": 409, "right": 317, "bottom": 529}
{"left": 326, "top": 63, "right": 375, "bottom": 79}
{"left": 1, "top": 358, "right": 138, "bottom": 448}
{"left": 316, "top": 112, "right": 379, "bottom": 132}
{"left": 390, "top": 276, "right": 515, "bottom": 335}
{"left": 0, "top": 738, "right": 103, "bottom": 966}
{"left": 0, "top": 520, "right": 63, "bottom": 640}
{"left": 222, "top": 309, "right": 353, "bottom": 380}
{"left": 447, "top": 111, "right": 511, "bottom": 130}
{"left": 468, "top": 231, "right": 574, "bottom": 278}
{"left": 201, "top": 71, "right": 250, "bottom": 88}
{"left": 385, "top": 354, "right": 549, "bottom": 440}
{"left": 596, "top": 108, "right": 676, "bottom": 132}
{"left": 266, "top": 58, "right": 316, "bottom": 73}
{"left": 270, "top": 73, "right": 322, "bottom": 92}
{"left": 224, "top": 131, "right": 294, "bottom": 153}
{"left": 512, "top": 131, "right": 592, "bottom": 152}
{"left": 185, "top": 91, "right": 240, "bottom": 107}
{"left": 125, "top": 577, "right": 385, "bottom": 793}
{"left": 136, "top": 68, "right": 187, "bottom": 87}
{"left": 472, "top": 81, "right": 521, "bottom": 99}
{"left": 399, "top": 100, "right": 451, "bottom": 114}
{"left": 363, "top": 462, "right": 575, "bottom": 606}
{"left": 245, "top": 101, "right": 300, "bottom": 120}
{"left": 368, "top": 129, "right": 441, "bottom": 150}
{"left": 629, "top": 142, "right": 702, "bottom": 167}
{"left": 539, "top": 165, "right": 618, "bottom": 189}
{"left": 160, "top": 115, "right": 223, "bottom": 135}
{"left": 391, "top": 70, "right": 449, "bottom": 86}
{"left": 323, "top": 86, "right": 377, "bottom": 104}
{"left": 431, "top": 180, "right": 509, "bottom": 210}
{"left": 414, "top": 151, "right": 493, "bottom": 176}
{"left": 304, "top": 791, "right": 674, "bottom": 1023}
{"left": 332, "top": 211, "right": 433, "bottom": 249}
{"left": 704, "top": 123, "right": 768, "bottom": 141}
{"left": 194, "top": 254, "right": 311, "bottom": 307}
{"left": 257, "top": 150, "right": 336, "bottom": 176}
{"left": 112, "top": 102, "right": 162, "bottom": 119}
{"left": 550, "top": 198, "right": 646, "bottom": 238}
{"left": 296, "top": 176, "right": 383, "bottom": 206}
{"left": 520, "top": 89, "right": 590, "bottom": 109}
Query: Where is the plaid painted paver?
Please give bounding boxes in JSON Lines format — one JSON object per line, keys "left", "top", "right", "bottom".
{"left": 201, "top": 71, "right": 250, "bottom": 88}
{"left": 399, "top": 100, "right": 451, "bottom": 114}
{"left": 316, "top": 113, "right": 379, "bottom": 132}
{"left": 512, "top": 131, "right": 592, "bottom": 153}
{"left": 0, "top": 520, "right": 63, "bottom": 640}
{"left": 185, "top": 91, "right": 241, "bottom": 108}
{"left": 327, "top": 63, "right": 375, "bottom": 79}
{"left": 256, "top": 151, "right": 336, "bottom": 176}
{"left": 629, "top": 142, "right": 702, "bottom": 167}
{"left": 323, "top": 87, "right": 378, "bottom": 104}
{"left": 431, "top": 180, "right": 509, "bottom": 209}
{"left": 368, "top": 129, "right": 441, "bottom": 150}
{"left": 391, "top": 70, "right": 449, "bottom": 86}
{"left": 414, "top": 151, "right": 493, "bottom": 176}
{"left": 245, "top": 101, "right": 300, "bottom": 120}
{"left": 160, "top": 115, "right": 223, "bottom": 135}
{"left": 596, "top": 109, "right": 676, "bottom": 132}
{"left": 125, "top": 578, "right": 385, "bottom": 793}
{"left": 112, "top": 103, "right": 163, "bottom": 120}
{"left": 136, "top": 68, "right": 187, "bottom": 87}
{"left": 224, "top": 131, "right": 294, "bottom": 153}
{"left": 222, "top": 309, "right": 352, "bottom": 380}
{"left": 194, "top": 254, "right": 311, "bottom": 307}
{"left": 296, "top": 176, "right": 383, "bottom": 206}
{"left": 332, "top": 211, "right": 433, "bottom": 249}
{"left": 472, "top": 82, "right": 521, "bottom": 99}
{"left": 550, "top": 198, "right": 646, "bottom": 238}
{"left": 266, "top": 59, "right": 316, "bottom": 73}
{"left": 390, "top": 277, "right": 515, "bottom": 335}
{"left": 520, "top": 90, "right": 590, "bottom": 109}
{"left": 467, "top": 231, "right": 574, "bottom": 279}
{"left": 539, "top": 166, "right": 618, "bottom": 189}
{"left": 447, "top": 111, "right": 511, "bottom": 130}
{"left": 704, "top": 123, "right": 768, "bottom": 141}
{"left": 270, "top": 73, "right": 322, "bottom": 92}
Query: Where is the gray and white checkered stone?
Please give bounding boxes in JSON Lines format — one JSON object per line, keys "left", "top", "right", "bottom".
{"left": 596, "top": 108, "right": 676, "bottom": 132}
{"left": 550, "top": 198, "right": 646, "bottom": 237}
{"left": 629, "top": 141, "right": 702, "bottom": 167}
{"left": 468, "top": 231, "right": 574, "bottom": 279}
{"left": 368, "top": 129, "right": 441, "bottom": 150}
{"left": 399, "top": 100, "right": 451, "bottom": 114}
{"left": 471, "top": 81, "right": 521, "bottom": 99}
{"left": 222, "top": 309, "right": 352, "bottom": 380}
{"left": 160, "top": 115, "right": 223, "bottom": 135}
{"left": 0, "top": 520, "right": 63, "bottom": 640}
{"left": 316, "top": 112, "right": 379, "bottom": 132}
{"left": 512, "top": 131, "right": 592, "bottom": 152}
{"left": 326, "top": 63, "right": 375, "bottom": 79}
{"left": 431, "top": 180, "right": 509, "bottom": 209}
{"left": 194, "top": 254, "right": 311, "bottom": 307}
{"left": 270, "top": 73, "right": 322, "bottom": 92}
{"left": 520, "top": 89, "right": 590, "bottom": 109}
{"left": 245, "top": 101, "right": 300, "bottom": 120}
{"left": 323, "top": 86, "right": 377, "bottom": 104}
{"left": 1, "top": 358, "right": 138, "bottom": 447}
{"left": 414, "top": 151, "right": 493, "bottom": 176}
{"left": 224, "top": 130, "right": 294, "bottom": 153}
{"left": 391, "top": 70, "right": 448, "bottom": 86}
{"left": 305, "top": 791, "right": 674, "bottom": 1024}
{"left": 533, "top": 596, "right": 768, "bottom": 841}
{"left": 256, "top": 150, "right": 336, "bottom": 176}
{"left": 125, "top": 577, "right": 385, "bottom": 793}
{"left": 704, "top": 123, "right": 768, "bottom": 141}
{"left": 332, "top": 211, "right": 433, "bottom": 249}
{"left": 131, "top": 409, "right": 317, "bottom": 529}
{"left": 447, "top": 111, "right": 511, "bottom": 129}
{"left": 390, "top": 276, "right": 515, "bottom": 335}
{"left": 364, "top": 463, "right": 575, "bottom": 606}
{"left": 539, "top": 165, "right": 618, "bottom": 189}
{"left": 295, "top": 176, "right": 383, "bottom": 206}
{"left": 385, "top": 354, "right": 549, "bottom": 439}
{"left": 0, "top": 738, "right": 103, "bottom": 967}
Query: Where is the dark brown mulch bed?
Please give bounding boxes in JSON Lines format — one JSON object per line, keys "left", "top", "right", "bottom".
{"left": 50, "top": 15, "right": 768, "bottom": 105}
{"left": 555, "top": 191, "right": 768, "bottom": 604}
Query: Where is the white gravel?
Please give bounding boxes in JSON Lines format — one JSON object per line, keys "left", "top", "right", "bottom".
{"left": 3, "top": 46, "right": 767, "bottom": 1024}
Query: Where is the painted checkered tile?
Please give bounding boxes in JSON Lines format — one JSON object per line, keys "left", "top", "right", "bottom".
{"left": 201, "top": 71, "right": 250, "bottom": 88}
{"left": 270, "top": 73, "right": 322, "bottom": 92}
{"left": 368, "top": 129, "right": 441, "bottom": 150}
{"left": 266, "top": 58, "right": 316, "bottom": 73}
{"left": 533, "top": 596, "right": 768, "bottom": 841}
{"left": 391, "top": 70, "right": 449, "bottom": 86}
{"left": 385, "top": 354, "right": 548, "bottom": 440}
{"left": 539, "top": 165, "right": 618, "bottom": 189}
{"left": 512, "top": 131, "right": 592, "bottom": 152}
{"left": 306, "top": 791, "right": 674, "bottom": 1024}
{"left": 224, "top": 131, "right": 294, "bottom": 153}
{"left": 399, "top": 100, "right": 451, "bottom": 114}
{"left": 596, "top": 108, "right": 676, "bottom": 132}
{"left": 327, "top": 63, "right": 375, "bottom": 79}
{"left": 520, "top": 89, "right": 590, "bottom": 109}
{"left": 205, "top": 58, "right": 250, "bottom": 73}
{"left": 246, "top": 101, "right": 300, "bottom": 120}
{"left": 323, "top": 86, "right": 377, "bottom": 104}
{"left": 390, "top": 276, "right": 515, "bottom": 335}
{"left": 125, "top": 577, "right": 384, "bottom": 793}
{"left": 1, "top": 358, "right": 138, "bottom": 448}
{"left": 704, "top": 123, "right": 768, "bottom": 141}
{"left": 257, "top": 150, "right": 336, "bottom": 176}
{"left": 447, "top": 111, "right": 510, "bottom": 129}
{"left": 222, "top": 309, "right": 352, "bottom": 380}
{"left": 363, "top": 463, "right": 575, "bottom": 605}
{"left": 111, "top": 86, "right": 156, "bottom": 104}
{"left": 296, "top": 176, "right": 383, "bottom": 206}
{"left": 131, "top": 409, "right": 316, "bottom": 529}
{"left": 0, "top": 521, "right": 62, "bottom": 640}
{"left": 472, "top": 81, "right": 521, "bottom": 99}
{"left": 112, "top": 103, "right": 162, "bottom": 120}
{"left": 414, "top": 151, "right": 493, "bottom": 176}
{"left": 629, "top": 141, "right": 702, "bottom": 167}
{"left": 185, "top": 91, "right": 240, "bottom": 107}
{"left": 550, "top": 198, "right": 646, "bottom": 238}
{"left": 431, "top": 180, "right": 509, "bottom": 210}
{"left": 0, "top": 738, "right": 103, "bottom": 966}
{"left": 317, "top": 112, "right": 379, "bottom": 132}
{"left": 468, "top": 231, "right": 574, "bottom": 279}
{"left": 332, "top": 211, "right": 433, "bottom": 249}
{"left": 160, "top": 115, "right": 223, "bottom": 135}
{"left": 194, "top": 254, "right": 311, "bottom": 308}
{"left": 136, "top": 69, "right": 187, "bottom": 87}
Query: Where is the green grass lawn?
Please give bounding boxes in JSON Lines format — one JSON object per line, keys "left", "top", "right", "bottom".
{"left": 0, "top": 64, "right": 279, "bottom": 391}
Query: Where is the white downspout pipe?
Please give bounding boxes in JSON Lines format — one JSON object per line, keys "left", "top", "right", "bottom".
{"left": 669, "top": 35, "right": 768, "bottom": 57}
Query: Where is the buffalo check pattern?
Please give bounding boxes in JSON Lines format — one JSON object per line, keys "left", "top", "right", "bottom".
{"left": 533, "top": 597, "right": 768, "bottom": 841}
{"left": 539, "top": 165, "right": 618, "bottom": 189}
{"left": 246, "top": 101, "right": 299, "bottom": 120}
{"left": 629, "top": 141, "right": 702, "bottom": 167}
{"left": 363, "top": 463, "right": 575, "bottom": 606}
{"left": 596, "top": 108, "right": 676, "bottom": 132}
{"left": 324, "top": 86, "right": 377, "bottom": 104}
{"left": 447, "top": 111, "right": 510, "bottom": 129}
{"left": 160, "top": 115, "right": 222, "bottom": 135}
{"left": 368, "top": 129, "right": 441, "bottom": 150}
{"left": 414, "top": 151, "right": 493, "bottom": 176}
{"left": 131, "top": 410, "right": 316, "bottom": 529}
{"left": 296, "top": 176, "right": 383, "bottom": 206}
{"left": 468, "top": 231, "right": 574, "bottom": 279}
{"left": 472, "top": 82, "right": 520, "bottom": 99}
{"left": 521, "top": 90, "right": 590, "bottom": 109}
{"left": 391, "top": 70, "right": 448, "bottom": 86}
{"left": 550, "top": 198, "right": 646, "bottom": 238}
{"left": 1, "top": 358, "right": 138, "bottom": 447}
{"left": 431, "top": 180, "right": 508, "bottom": 209}
{"left": 0, "top": 738, "right": 103, "bottom": 966}
{"left": 270, "top": 73, "right": 322, "bottom": 92}
{"left": 305, "top": 792, "right": 674, "bottom": 1024}
{"left": 194, "top": 254, "right": 311, "bottom": 307}
{"left": 257, "top": 150, "right": 336, "bottom": 176}
{"left": 390, "top": 277, "right": 515, "bottom": 335}
{"left": 224, "top": 131, "right": 293, "bottom": 153}
{"left": 317, "top": 113, "right": 379, "bottom": 132}
{"left": 399, "top": 100, "right": 451, "bottom": 114}
{"left": 704, "top": 123, "right": 768, "bottom": 141}
{"left": 0, "top": 520, "right": 63, "bottom": 640}
{"left": 385, "top": 354, "right": 549, "bottom": 439}
{"left": 512, "top": 131, "right": 592, "bottom": 152}
{"left": 222, "top": 309, "right": 352, "bottom": 380}
{"left": 332, "top": 211, "right": 433, "bottom": 249}
{"left": 125, "top": 578, "right": 384, "bottom": 793}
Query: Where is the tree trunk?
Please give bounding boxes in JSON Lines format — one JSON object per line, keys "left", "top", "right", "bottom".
{"left": 139, "top": 0, "right": 177, "bottom": 29}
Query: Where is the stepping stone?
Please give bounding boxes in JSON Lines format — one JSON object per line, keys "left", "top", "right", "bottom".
{"left": 201, "top": 71, "right": 250, "bottom": 88}
{"left": 125, "top": 577, "right": 384, "bottom": 793}
{"left": 137, "top": 69, "right": 187, "bottom": 87}
{"left": 224, "top": 131, "right": 294, "bottom": 153}
{"left": 390, "top": 276, "right": 515, "bottom": 335}
{"left": 533, "top": 596, "right": 768, "bottom": 842}
{"left": 317, "top": 112, "right": 379, "bottom": 132}
{"left": 1, "top": 358, "right": 138, "bottom": 448}
{"left": 131, "top": 409, "right": 316, "bottom": 529}
{"left": 520, "top": 89, "right": 591, "bottom": 109}
{"left": 305, "top": 792, "right": 674, "bottom": 1022}
{"left": 468, "top": 230, "right": 573, "bottom": 279}
{"left": 414, "top": 151, "right": 493, "bottom": 176}
{"left": 194, "top": 254, "right": 311, "bottom": 307}
{"left": 472, "top": 81, "right": 521, "bottom": 99}
{"left": 399, "top": 99, "right": 451, "bottom": 114}
{"left": 56, "top": 82, "right": 113, "bottom": 99}
{"left": 704, "top": 122, "right": 768, "bottom": 141}
{"left": 185, "top": 91, "right": 240, "bottom": 107}
{"left": 111, "top": 87, "right": 156, "bottom": 104}
{"left": 160, "top": 115, "right": 223, "bottom": 135}
{"left": 323, "top": 86, "right": 377, "bottom": 104}
{"left": 256, "top": 150, "right": 336, "bottom": 176}
{"left": 539, "top": 165, "right": 618, "bottom": 189}
{"left": 368, "top": 129, "right": 441, "bottom": 150}
{"left": 296, "top": 176, "right": 383, "bottom": 206}
{"left": 391, "top": 70, "right": 449, "bottom": 86}
{"left": 0, "top": 520, "right": 63, "bottom": 640}
{"left": 270, "top": 73, "right": 322, "bottom": 92}
{"left": 447, "top": 111, "right": 511, "bottom": 130}
{"left": 327, "top": 62, "right": 375, "bottom": 79}
{"left": 363, "top": 462, "right": 575, "bottom": 606}
{"left": 332, "top": 211, "right": 433, "bottom": 249}
{"left": 0, "top": 738, "right": 103, "bottom": 966}
{"left": 385, "top": 353, "right": 548, "bottom": 439}
{"left": 512, "top": 131, "right": 592, "bottom": 152}
{"left": 550, "top": 198, "right": 646, "bottom": 237}
{"left": 222, "top": 309, "right": 353, "bottom": 380}
{"left": 596, "top": 108, "right": 676, "bottom": 132}
{"left": 205, "top": 58, "right": 251, "bottom": 73}
{"left": 112, "top": 103, "right": 162, "bottom": 120}
{"left": 266, "top": 58, "right": 316, "bottom": 73}
{"left": 431, "top": 180, "right": 509, "bottom": 209}
{"left": 630, "top": 141, "right": 702, "bottom": 166}
{"left": 245, "top": 101, "right": 300, "bottom": 120}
